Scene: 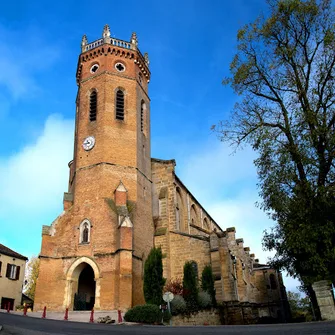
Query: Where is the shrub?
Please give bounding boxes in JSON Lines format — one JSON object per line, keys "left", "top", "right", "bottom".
{"left": 143, "top": 247, "right": 166, "bottom": 305}
{"left": 162, "top": 310, "right": 172, "bottom": 322}
{"left": 164, "top": 277, "right": 183, "bottom": 296}
{"left": 124, "top": 304, "right": 162, "bottom": 324}
{"left": 201, "top": 265, "right": 216, "bottom": 307}
{"left": 183, "top": 261, "right": 198, "bottom": 311}
{"left": 170, "top": 295, "right": 187, "bottom": 315}
{"left": 198, "top": 291, "right": 212, "bottom": 309}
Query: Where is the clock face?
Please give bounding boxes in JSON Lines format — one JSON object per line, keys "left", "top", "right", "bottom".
{"left": 82, "top": 136, "right": 95, "bottom": 151}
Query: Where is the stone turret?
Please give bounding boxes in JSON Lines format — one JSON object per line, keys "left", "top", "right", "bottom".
{"left": 81, "top": 35, "right": 88, "bottom": 52}
{"left": 130, "top": 32, "right": 138, "bottom": 47}
{"left": 102, "top": 24, "right": 111, "bottom": 43}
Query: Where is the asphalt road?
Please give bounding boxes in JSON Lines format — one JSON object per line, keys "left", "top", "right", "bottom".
{"left": 1, "top": 313, "right": 335, "bottom": 335}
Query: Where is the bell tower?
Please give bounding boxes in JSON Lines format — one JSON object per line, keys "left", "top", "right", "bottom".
{"left": 34, "top": 25, "right": 153, "bottom": 311}
{"left": 71, "top": 25, "right": 151, "bottom": 186}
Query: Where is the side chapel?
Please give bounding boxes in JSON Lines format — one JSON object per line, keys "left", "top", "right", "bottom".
{"left": 34, "top": 25, "right": 289, "bottom": 322}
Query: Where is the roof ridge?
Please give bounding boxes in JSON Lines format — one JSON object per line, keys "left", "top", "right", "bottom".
{"left": 0, "top": 243, "right": 28, "bottom": 261}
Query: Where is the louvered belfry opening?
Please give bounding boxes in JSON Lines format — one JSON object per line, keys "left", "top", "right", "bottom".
{"left": 89, "top": 91, "right": 97, "bottom": 121}
{"left": 141, "top": 100, "right": 144, "bottom": 132}
{"left": 116, "top": 90, "right": 124, "bottom": 120}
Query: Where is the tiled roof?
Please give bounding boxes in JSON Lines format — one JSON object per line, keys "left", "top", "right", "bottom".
{"left": 0, "top": 244, "right": 28, "bottom": 261}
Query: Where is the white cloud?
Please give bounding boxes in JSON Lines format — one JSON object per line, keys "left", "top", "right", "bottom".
{"left": 283, "top": 273, "right": 301, "bottom": 293}
{"left": 0, "top": 114, "right": 74, "bottom": 218}
{"left": 178, "top": 140, "right": 257, "bottom": 199}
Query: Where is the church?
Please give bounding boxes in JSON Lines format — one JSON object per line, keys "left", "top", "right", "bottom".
{"left": 34, "top": 25, "right": 288, "bottom": 322}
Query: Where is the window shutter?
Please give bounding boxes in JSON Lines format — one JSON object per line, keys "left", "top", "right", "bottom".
{"left": 89, "top": 91, "right": 97, "bottom": 121}
{"left": 6, "top": 264, "right": 11, "bottom": 278}
{"left": 15, "top": 266, "right": 20, "bottom": 280}
{"left": 115, "top": 90, "right": 124, "bottom": 120}
{"left": 141, "top": 101, "right": 144, "bottom": 132}
{"left": 0, "top": 261, "right": 2, "bottom": 275}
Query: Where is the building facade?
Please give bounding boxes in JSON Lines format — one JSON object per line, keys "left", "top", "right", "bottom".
{"left": 0, "top": 244, "right": 27, "bottom": 310}
{"left": 34, "top": 26, "right": 288, "bottom": 321}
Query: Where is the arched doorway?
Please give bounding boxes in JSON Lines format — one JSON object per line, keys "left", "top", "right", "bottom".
{"left": 64, "top": 257, "right": 101, "bottom": 310}
{"left": 74, "top": 264, "right": 96, "bottom": 310}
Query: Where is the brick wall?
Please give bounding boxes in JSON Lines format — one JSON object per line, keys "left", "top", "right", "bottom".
{"left": 34, "top": 41, "right": 153, "bottom": 312}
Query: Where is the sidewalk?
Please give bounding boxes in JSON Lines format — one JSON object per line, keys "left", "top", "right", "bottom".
{"left": 0, "top": 309, "right": 122, "bottom": 323}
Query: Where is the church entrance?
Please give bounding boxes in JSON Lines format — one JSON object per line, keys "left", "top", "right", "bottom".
{"left": 64, "top": 257, "right": 100, "bottom": 311}
{"left": 73, "top": 264, "right": 96, "bottom": 311}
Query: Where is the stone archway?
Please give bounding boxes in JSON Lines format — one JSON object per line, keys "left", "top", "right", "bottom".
{"left": 63, "top": 257, "right": 101, "bottom": 310}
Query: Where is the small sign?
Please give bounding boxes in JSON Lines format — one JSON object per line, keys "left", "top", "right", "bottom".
{"left": 163, "top": 291, "right": 174, "bottom": 303}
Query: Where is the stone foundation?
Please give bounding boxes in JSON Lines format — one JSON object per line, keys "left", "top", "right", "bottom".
{"left": 171, "top": 309, "right": 221, "bottom": 326}
{"left": 171, "top": 301, "right": 283, "bottom": 326}
{"left": 313, "top": 280, "right": 335, "bottom": 321}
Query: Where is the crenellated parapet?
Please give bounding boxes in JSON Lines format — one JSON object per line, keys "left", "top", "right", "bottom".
{"left": 77, "top": 25, "right": 150, "bottom": 85}
{"left": 151, "top": 157, "right": 286, "bottom": 316}
{"left": 81, "top": 24, "right": 134, "bottom": 53}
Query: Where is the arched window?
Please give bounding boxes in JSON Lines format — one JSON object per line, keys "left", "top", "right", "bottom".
{"left": 140, "top": 100, "right": 146, "bottom": 132}
{"left": 79, "top": 219, "right": 91, "bottom": 244}
{"left": 176, "top": 207, "right": 180, "bottom": 230}
{"left": 269, "top": 274, "right": 277, "bottom": 289}
{"left": 89, "top": 91, "right": 97, "bottom": 121}
{"left": 82, "top": 224, "right": 89, "bottom": 243}
{"left": 203, "top": 217, "right": 210, "bottom": 231}
{"left": 190, "top": 204, "right": 198, "bottom": 226}
{"left": 116, "top": 90, "right": 124, "bottom": 120}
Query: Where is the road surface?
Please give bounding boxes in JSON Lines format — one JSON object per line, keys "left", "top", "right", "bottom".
{"left": 1, "top": 313, "right": 335, "bottom": 334}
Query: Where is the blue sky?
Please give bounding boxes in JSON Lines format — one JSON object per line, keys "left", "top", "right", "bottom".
{"left": 0, "top": 0, "right": 300, "bottom": 292}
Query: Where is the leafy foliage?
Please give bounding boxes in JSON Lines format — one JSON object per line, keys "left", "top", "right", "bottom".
{"left": 198, "top": 291, "right": 212, "bottom": 309}
{"left": 24, "top": 256, "right": 39, "bottom": 300}
{"left": 164, "top": 277, "right": 183, "bottom": 296}
{"left": 170, "top": 295, "right": 187, "bottom": 315}
{"left": 143, "top": 247, "right": 166, "bottom": 305}
{"left": 124, "top": 304, "right": 163, "bottom": 324}
{"left": 201, "top": 265, "right": 216, "bottom": 307}
{"left": 215, "top": 0, "right": 335, "bottom": 289}
{"left": 183, "top": 261, "right": 198, "bottom": 311}
{"left": 287, "top": 291, "right": 314, "bottom": 322}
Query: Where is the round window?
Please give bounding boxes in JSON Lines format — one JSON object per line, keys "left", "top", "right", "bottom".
{"left": 115, "top": 62, "right": 126, "bottom": 72}
{"left": 90, "top": 64, "right": 99, "bottom": 74}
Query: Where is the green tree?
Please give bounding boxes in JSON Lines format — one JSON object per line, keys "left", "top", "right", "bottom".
{"left": 183, "top": 261, "right": 198, "bottom": 311}
{"left": 214, "top": 0, "right": 335, "bottom": 298}
{"left": 287, "top": 291, "right": 314, "bottom": 321}
{"left": 201, "top": 265, "right": 216, "bottom": 307}
{"left": 24, "top": 256, "right": 40, "bottom": 300}
{"left": 143, "top": 247, "right": 165, "bottom": 305}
